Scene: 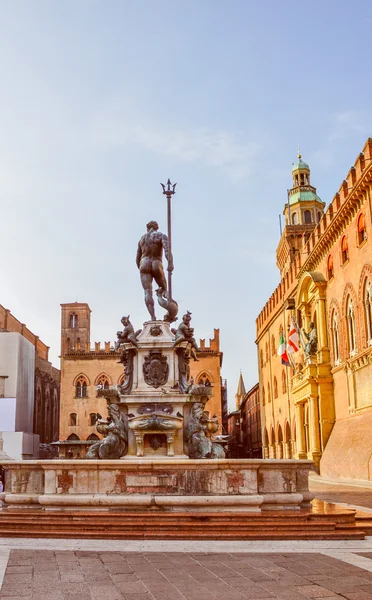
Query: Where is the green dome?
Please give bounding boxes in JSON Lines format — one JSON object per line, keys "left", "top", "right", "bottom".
{"left": 289, "top": 190, "right": 324, "bottom": 206}
{"left": 292, "top": 156, "right": 310, "bottom": 172}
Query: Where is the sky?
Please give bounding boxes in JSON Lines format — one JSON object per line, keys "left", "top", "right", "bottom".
{"left": 1, "top": 0, "right": 372, "bottom": 410}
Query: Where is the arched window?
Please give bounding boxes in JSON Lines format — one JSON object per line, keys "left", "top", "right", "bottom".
{"left": 117, "top": 373, "right": 126, "bottom": 386}
{"left": 282, "top": 370, "right": 287, "bottom": 394}
{"left": 358, "top": 213, "right": 367, "bottom": 245}
{"left": 96, "top": 375, "right": 110, "bottom": 389}
{"left": 87, "top": 433, "right": 99, "bottom": 441}
{"left": 346, "top": 297, "right": 357, "bottom": 356}
{"left": 89, "top": 413, "right": 97, "bottom": 426}
{"left": 69, "top": 313, "right": 78, "bottom": 329}
{"left": 341, "top": 236, "right": 349, "bottom": 264}
{"left": 198, "top": 373, "right": 212, "bottom": 386}
{"left": 364, "top": 280, "right": 372, "bottom": 345}
{"left": 331, "top": 311, "right": 340, "bottom": 365}
{"left": 262, "top": 386, "right": 265, "bottom": 406}
{"left": 273, "top": 377, "right": 278, "bottom": 399}
{"left": 327, "top": 255, "right": 334, "bottom": 280}
{"left": 76, "top": 376, "right": 88, "bottom": 398}
{"left": 317, "top": 211, "right": 322, "bottom": 223}
{"left": 271, "top": 335, "right": 276, "bottom": 356}
{"left": 76, "top": 337, "right": 81, "bottom": 350}
{"left": 292, "top": 213, "right": 298, "bottom": 225}
{"left": 260, "top": 349, "right": 264, "bottom": 368}
{"left": 69, "top": 413, "right": 77, "bottom": 426}
{"left": 265, "top": 342, "right": 268, "bottom": 363}
{"left": 67, "top": 433, "right": 80, "bottom": 441}
{"left": 304, "top": 210, "right": 312, "bottom": 224}
{"left": 66, "top": 337, "right": 71, "bottom": 351}
{"left": 267, "top": 384, "right": 271, "bottom": 403}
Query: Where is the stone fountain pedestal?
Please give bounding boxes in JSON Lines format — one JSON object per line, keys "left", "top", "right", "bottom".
{"left": 115, "top": 320, "right": 213, "bottom": 460}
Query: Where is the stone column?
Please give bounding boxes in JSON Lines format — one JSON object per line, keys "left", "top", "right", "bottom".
{"left": 292, "top": 439, "right": 296, "bottom": 457}
{"left": 284, "top": 441, "right": 292, "bottom": 459}
{"left": 268, "top": 444, "right": 276, "bottom": 458}
{"left": 309, "top": 394, "right": 322, "bottom": 468}
{"left": 295, "top": 404, "right": 307, "bottom": 459}
{"left": 316, "top": 288, "right": 330, "bottom": 363}
{"left": 316, "top": 295, "right": 327, "bottom": 350}
{"left": 262, "top": 445, "right": 269, "bottom": 459}
{"left": 276, "top": 442, "right": 283, "bottom": 459}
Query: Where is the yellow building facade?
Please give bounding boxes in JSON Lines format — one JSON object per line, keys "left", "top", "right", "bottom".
{"left": 59, "top": 302, "right": 224, "bottom": 456}
{"left": 256, "top": 138, "right": 372, "bottom": 480}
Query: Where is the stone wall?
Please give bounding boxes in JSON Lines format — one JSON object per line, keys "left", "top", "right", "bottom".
{"left": 1, "top": 459, "right": 314, "bottom": 512}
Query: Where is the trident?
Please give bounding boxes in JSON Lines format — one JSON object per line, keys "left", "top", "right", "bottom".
{"left": 160, "top": 179, "right": 177, "bottom": 301}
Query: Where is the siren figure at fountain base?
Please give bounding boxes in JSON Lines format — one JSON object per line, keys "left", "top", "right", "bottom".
{"left": 86, "top": 401, "right": 128, "bottom": 459}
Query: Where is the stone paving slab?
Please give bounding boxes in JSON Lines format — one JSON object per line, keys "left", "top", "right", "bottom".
{"left": 2, "top": 550, "right": 372, "bottom": 600}
{"left": 310, "top": 479, "right": 372, "bottom": 511}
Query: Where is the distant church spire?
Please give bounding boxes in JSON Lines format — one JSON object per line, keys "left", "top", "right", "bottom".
{"left": 235, "top": 371, "right": 246, "bottom": 410}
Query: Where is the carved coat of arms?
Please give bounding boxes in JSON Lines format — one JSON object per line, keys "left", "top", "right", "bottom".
{"left": 143, "top": 350, "right": 169, "bottom": 388}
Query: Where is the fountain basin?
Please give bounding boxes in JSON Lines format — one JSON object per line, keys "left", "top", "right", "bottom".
{"left": 128, "top": 413, "right": 183, "bottom": 432}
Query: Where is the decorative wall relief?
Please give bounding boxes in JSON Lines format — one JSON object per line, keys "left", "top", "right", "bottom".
{"left": 143, "top": 350, "right": 169, "bottom": 388}
{"left": 138, "top": 403, "right": 174, "bottom": 415}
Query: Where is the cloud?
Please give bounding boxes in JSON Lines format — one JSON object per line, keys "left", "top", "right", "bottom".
{"left": 90, "top": 108, "right": 261, "bottom": 182}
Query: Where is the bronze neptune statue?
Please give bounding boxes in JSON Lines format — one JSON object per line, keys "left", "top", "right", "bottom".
{"left": 136, "top": 220, "right": 176, "bottom": 321}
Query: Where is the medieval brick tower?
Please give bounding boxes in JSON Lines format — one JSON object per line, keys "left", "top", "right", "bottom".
{"left": 61, "top": 302, "right": 91, "bottom": 356}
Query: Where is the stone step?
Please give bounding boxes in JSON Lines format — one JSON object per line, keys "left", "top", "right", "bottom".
{"left": 0, "top": 528, "right": 364, "bottom": 540}
{"left": 0, "top": 509, "right": 365, "bottom": 540}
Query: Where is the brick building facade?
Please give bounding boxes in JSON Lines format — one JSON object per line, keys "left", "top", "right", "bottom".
{"left": 227, "top": 376, "right": 261, "bottom": 458}
{"left": 256, "top": 138, "right": 372, "bottom": 480}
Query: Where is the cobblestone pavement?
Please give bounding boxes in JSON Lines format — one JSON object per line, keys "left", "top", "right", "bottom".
{"left": 310, "top": 478, "right": 372, "bottom": 511}
{"left": 3, "top": 549, "right": 372, "bottom": 600}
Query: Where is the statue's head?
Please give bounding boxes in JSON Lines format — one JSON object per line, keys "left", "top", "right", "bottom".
{"left": 146, "top": 220, "right": 159, "bottom": 232}
{"left": 183, "top": 311, "right": 192, "bottom": 324}
{"left": 121, "top": 315, "right": 130, "bottom": 325}
{"left": 192, "top": 403, "right": 204, "bottom": 419}
{"left": 309, "top": 321, "right": 314, "bottom": 330}
{"left": 108, "top": 403, "right": 120, "bottom": 421}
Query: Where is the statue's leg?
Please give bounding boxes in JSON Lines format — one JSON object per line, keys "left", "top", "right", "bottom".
{"left": 173, "top": 334, "right": 185, "bottom": 348}
{"left": 140, "top": 271, "right": 156, "bottom": 320}
{"left": 153, "top": 262, "right": 167, "bottom": 295}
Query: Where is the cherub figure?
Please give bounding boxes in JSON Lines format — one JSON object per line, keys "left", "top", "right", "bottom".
{"left": 172, "top": 311, "right": 200, "bottom": 360}
{"left": 115, "top": 316, "right": 141, "bottom": 350}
